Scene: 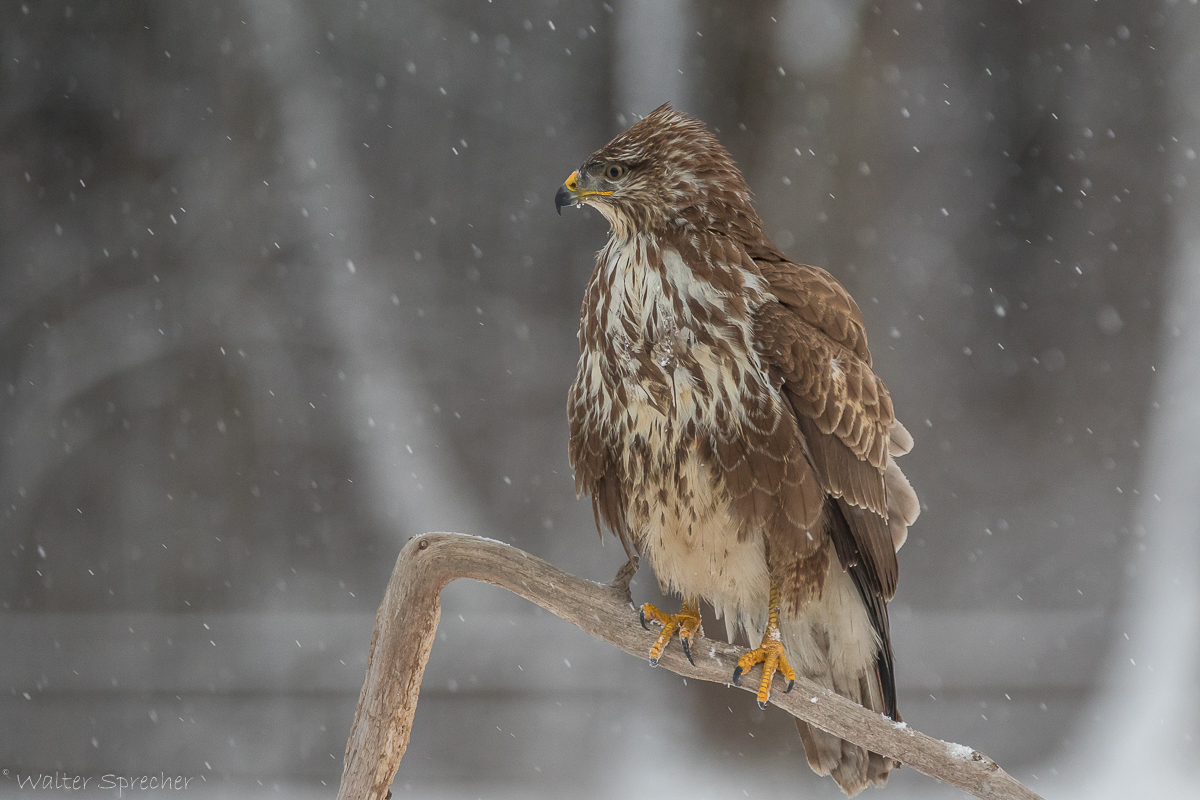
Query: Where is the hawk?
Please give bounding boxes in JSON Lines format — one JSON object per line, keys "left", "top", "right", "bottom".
{"left": 555, "top": 104, "right": 919, "bottom": 796}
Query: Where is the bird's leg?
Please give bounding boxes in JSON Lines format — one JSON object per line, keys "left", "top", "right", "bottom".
{"left": 639, "top": 598, "right": 702, "bottom": 667}
{"left": 732, "top": 583, "right": 796, "bottom": 709}
{"left": 608, "top": 555, "right": 639, "bottom": 607}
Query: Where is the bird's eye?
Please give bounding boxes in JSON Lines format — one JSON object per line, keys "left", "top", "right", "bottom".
{"left": 605, "top": 163, "right": 626, "bottom": 181}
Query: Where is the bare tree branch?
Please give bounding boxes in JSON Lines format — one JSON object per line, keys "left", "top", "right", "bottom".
{"left": 337, "top": 532, "right": 1044, "bottom": 800}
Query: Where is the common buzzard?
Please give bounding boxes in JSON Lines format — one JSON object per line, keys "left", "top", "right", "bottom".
{"left": 556, "top": 104, "right": 920, "bottom": 796}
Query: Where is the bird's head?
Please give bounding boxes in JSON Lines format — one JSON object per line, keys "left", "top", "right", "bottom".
{"left": 555, "top": 103, "right": 760, "bottom": 240}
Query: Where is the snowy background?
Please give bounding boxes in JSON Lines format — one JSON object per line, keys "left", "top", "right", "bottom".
{"left": 2, "top": 1, "right": 1197, "bottom": 798}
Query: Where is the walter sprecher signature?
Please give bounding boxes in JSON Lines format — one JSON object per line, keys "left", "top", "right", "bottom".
{"left": 3, "top": 769, "right": 194, "bottom": 795}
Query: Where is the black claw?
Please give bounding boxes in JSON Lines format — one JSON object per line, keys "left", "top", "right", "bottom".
{"left": 681, "top": 636, "right": 695, "bottom": 666}
{"left": 731, "top": 665, "right": 743, "bottom": 686}
{"left": 649, "top": 656, "right": 659, "bottom": 668}
{"left": 757, "top": 699, "right": 768, "bottom": 710}
{"left": 785, "top": 679, "right": 795, "bottom": 694}
{"left": 639, "top": 608, "right": 649, "bottom": 631}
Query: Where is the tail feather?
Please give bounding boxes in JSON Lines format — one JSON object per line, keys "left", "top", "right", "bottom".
{"left": 795, "top": 718, "right": 894, "bottom": 796}
{"left": 779, "top": 548, "right": 897, "bottom": 796}
{"left": 794, "top": 718, "right": 844, "bottom": 776}
{"left": 830, "top": 739, "right": 872, "bottom": 796}
{"left": 864, "top": 750, "right": 895, "bottom": 789}
{"left": 794, "top": 718, "right": 894, "bottom": 796}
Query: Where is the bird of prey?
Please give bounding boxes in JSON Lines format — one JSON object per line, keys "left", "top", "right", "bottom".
{"left": 555, "top": 104, "right": 920, "bottom": 796}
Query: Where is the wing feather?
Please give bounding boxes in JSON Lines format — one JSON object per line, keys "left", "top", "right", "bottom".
{"left": 755, "top": 258, "right": 873, "bottom": 365}
{"left": 754, "top": 266, "right": 919, "bottom": 607}
{"left": 827, "top": 498, "right": 898, "bottom": 720}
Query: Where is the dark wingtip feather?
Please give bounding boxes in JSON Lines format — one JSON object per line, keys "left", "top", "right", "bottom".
{"left": 830, "top": 499, "right": 898, "bottom": 720}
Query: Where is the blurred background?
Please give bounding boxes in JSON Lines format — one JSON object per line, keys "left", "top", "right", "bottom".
{"left": 2, "top": 0, "right": 1197, "bottom": 797}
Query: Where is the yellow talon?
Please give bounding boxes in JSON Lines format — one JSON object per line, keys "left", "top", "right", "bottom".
{"left": 732, "top": 585, "right": 796, "bottom": 708}
{"left": 639, "top": 600, "right": 702, "bottom": 666}
{"left": 734, "top": 631, "right": 796, "bottom": 708}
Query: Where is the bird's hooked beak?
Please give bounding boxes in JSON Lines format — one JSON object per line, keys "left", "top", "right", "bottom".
{"left": 555, "top": 170, "right": 612, "bottom": 215}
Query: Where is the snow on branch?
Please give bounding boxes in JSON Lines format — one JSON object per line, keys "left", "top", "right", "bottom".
{"left": 336, "top": 533, "right": 1044, "bottom": 800}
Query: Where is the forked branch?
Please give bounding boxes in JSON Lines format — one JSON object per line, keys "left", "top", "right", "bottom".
{"left": 337, "top": 532, "right": 1044, "bottom": 800}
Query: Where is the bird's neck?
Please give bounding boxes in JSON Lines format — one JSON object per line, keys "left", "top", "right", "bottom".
{"left": 583, "top": 230, "right": 768, "bottom": 349}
